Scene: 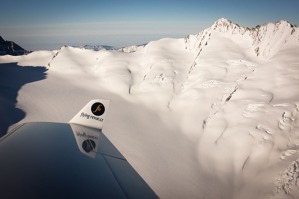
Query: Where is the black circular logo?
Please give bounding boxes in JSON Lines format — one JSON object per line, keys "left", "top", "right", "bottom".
{"left": 91, "top": 102, "right": 105, "bottom": 116}
{"left": 82, "top": 139, "right": 96, "bottom": 153}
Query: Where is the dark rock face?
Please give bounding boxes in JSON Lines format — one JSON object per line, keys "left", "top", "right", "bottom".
{"left": 0, "top": 36, "right": 5, "bottom": 43}
{"left": 0, "top": 36, "right": 29, "bottom": 56}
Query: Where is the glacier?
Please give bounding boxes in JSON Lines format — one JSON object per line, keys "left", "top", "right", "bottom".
{"left": 1, "top": 18, "right": 299, "bottom": 199}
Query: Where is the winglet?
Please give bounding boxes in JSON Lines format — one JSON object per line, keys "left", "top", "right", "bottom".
{"left": 69, "top": 99, "right": 110, "bottom": 129}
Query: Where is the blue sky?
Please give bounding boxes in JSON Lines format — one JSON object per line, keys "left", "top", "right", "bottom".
{"left": 1, "top": 0, "right": 299, "bottom": 51}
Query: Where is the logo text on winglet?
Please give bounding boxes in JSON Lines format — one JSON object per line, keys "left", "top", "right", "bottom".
{"left": 80, "top": 112, "right": 103, "bottom": 122}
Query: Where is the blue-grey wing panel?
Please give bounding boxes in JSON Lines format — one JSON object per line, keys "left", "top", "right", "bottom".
{"left": 0, "top": 122, "right": 126, "bottom": 199}
{"left": 104, "top": 155, "right": 158, "bottom": 199}
{"left": 0, "top": 122, "right": 158, "bottom": 199}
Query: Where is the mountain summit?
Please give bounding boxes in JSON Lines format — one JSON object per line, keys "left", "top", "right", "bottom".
{"left": 211, "top": 18, "right": 241, "bottom": 30}
{"left": 0, "top": 36, "right": 29, "bottom": 56}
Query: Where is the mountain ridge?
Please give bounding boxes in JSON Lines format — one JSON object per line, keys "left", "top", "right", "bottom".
{"left": 184, "top": 18, "right": 299, "bottom": 59}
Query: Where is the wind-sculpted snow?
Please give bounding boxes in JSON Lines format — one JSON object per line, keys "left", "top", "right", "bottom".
{"left": 1, "top": 18, "right": 299, "bottom": 199}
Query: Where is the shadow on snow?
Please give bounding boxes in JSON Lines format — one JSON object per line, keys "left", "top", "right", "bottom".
{"left": 0, "top": 63, "right": 47, "bottom": 137}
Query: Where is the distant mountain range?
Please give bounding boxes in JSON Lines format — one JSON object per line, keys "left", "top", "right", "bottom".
{"left": 0, "top": 36, "right": 29, "bottom": 56}
{"left": 81, "top": 45, "right": 115, "bottom": 51}
{"left": 74, "top": 44, "right": 146, "bottom": 53}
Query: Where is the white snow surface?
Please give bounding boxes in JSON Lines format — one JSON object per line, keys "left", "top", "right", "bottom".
{"left": 1, "top": 18, "right": 299, "bottom": 199}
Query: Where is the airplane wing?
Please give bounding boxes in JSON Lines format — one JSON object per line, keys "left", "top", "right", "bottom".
{"left": 0, "top": 99, "right": 158, "bottom": 199}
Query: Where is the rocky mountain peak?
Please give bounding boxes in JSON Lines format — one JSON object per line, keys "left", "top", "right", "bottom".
{"left": 0, "top": 36, "right": 29, "bottom": 56}
{"left": 213, "top": 18, "right": 234, "bottom": 26}
{"left": 211, "top": 18, "right": 242, "bottom": 32}
{"left": 0, "top": 36, "right": 5, "bottom": 43}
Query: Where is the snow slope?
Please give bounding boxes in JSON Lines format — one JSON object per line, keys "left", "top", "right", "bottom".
{"left": 1, "top": 18, "right": 299, "bottom": 199}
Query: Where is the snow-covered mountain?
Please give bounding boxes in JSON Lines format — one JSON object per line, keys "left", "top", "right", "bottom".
{"left": 0, "top": 36, "right": 29, "bottom": 55}
{"left": 185, "top": 18, "right": 299, "bottom": 59}
{"left": 1, "top": 18, "right": 299, "bottom": 199}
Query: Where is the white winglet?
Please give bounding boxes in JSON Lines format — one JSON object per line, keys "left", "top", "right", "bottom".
{"left": 69, "top": 99, "right": 110, "bottom": 129}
